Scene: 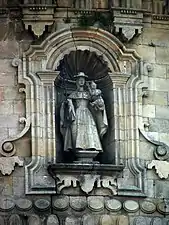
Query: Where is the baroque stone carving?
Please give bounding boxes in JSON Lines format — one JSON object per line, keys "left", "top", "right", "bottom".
{"left": 54, "top": 174, "right": 117, "bottom": 195}
{"left": 60, "top": 73, "right": 108, "bottom": 162}
{"left": 112, "top": 8, "right": 143, "bottom": 41}
{"left": 17, "top": 27, "right": 146, "bottom": 196}
{"left": 139, "top": 125, "right": 169, "bottom": 179}
{"left": 21, "top": 4, "right": 55, "bottom": 37}
{"left": 148, "top": 160, "right": 169, "bottom": 179}
{"left": 139, "top": 127, "right": 169, "bottom": 161}
{"left": 0, "top": 156, "right": 23, "bottom": 175}
{"left": 0, "top": 117, "right": 30, "bottom": 157}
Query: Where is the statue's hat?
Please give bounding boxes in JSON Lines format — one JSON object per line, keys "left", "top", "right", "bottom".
{"left": 74, "top": 72, "right": 88, "bottom": 79}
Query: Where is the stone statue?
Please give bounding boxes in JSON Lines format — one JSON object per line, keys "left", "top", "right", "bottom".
{"left": 60, "top": 72, "right": 108, "bottom": 162}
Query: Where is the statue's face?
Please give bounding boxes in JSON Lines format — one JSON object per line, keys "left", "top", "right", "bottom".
{"left": 77, "top": 77, "right": 85, "bottom": 87}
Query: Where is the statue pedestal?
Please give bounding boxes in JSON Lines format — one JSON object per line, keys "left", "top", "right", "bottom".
{"left": 48, "top": 163, "right": 124, "bottom": 196}
{"left": 75, "top": 150, "right": 100, "bottom": 163}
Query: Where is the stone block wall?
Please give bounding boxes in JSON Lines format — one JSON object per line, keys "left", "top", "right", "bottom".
{"left": 0, "top": 1, "right": 169, "bottom": 224}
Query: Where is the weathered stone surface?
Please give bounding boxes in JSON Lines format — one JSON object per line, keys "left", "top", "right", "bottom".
{"left": 34, "top": 199, "right": 50, "bottom": 211}
{"left": 117, "top": 216, "right": 129, "bottom": 225}
{"left": 16, "top": 198, "right": 32, "bottom": 211}
{"left": 157, "top": 201, "right": 169, "bottom": 214}
{"left": 134, "top": 216, "right": 148, "bottom": 225}
{"left": 140, "top": 201, "right": 156, "bottom": 214}
{"left": 88, "top": 196, "right": 104, "bottom": 212}
{"left": 151, "top": 217, "right": 162, "bottom": 225}
{"left": 148, "top": 160, "right": 169, "bottom": 179}
{"left": 0, "top": 216, "right": 5, "bottom": 225}
{"left": 82, "top": 215, "right": 94, "bottom": 225}
{"left": 99, "top": 215, "right": 112, "bottom": 225}
{"left": 105, "top": 199, "right": 122, "bottom": 212}
{"left": 28, "top": 215, "right": 41, "bottom": 225}
{"left": 47, "top": 215, "right": 59, "bottom": 225}
{"left": 65, "top": 217, "right": 80, "bottom": 225}
{"left": 0, "top": 156, "right": 24, "bottom": 175}
{"left": 155, "top": 181, "right": 169, "bottom": 198}
{"left": 70, "top": 197, "right": 87, "bottom": 211}
{"left": 149, "top": 118, "right": 169, "bottom": 133}
{"left": 0, "top": 198, "right": 15, "bottom": 211}
{"left": 53, "top": 196, "right": 69, "bottom": 211}
{"left": 123, "top": 200, "right": 139, "bottom": 213}
{"left": 156, "top": 47, "right": 169, "bottom": 64}
{"left": 9, "top": 214, "right": 22, "bottom": 225}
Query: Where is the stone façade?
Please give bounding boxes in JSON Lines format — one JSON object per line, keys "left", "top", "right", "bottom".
{"left": 1, "top": 0, "right": 169, "bottom": 224}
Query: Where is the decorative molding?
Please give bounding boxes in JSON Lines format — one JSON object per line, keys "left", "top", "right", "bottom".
{"left": 21, "top": 4, "right": 56, "bottom": 37}
{"left": 48, "top": 163, "right": 119, "bottom": 195}
{"left": 0, "top": 196, "right": 168, "bottom": 219}
{"left": 139, "top": 127, "right": 169, "bottom": 161}
{"left": 112, "top": 8, "right": 143, "bottom": 41}
{"left": 0, "top": 156, "right": 23, "bottom": 175}
{"left": 17, "top": 27, "right": 146, "bottom": 196}
{"left": 148, "top": 160, "right": 169, "bottom": 179}
{"left": 0, "top": 117, "right": 31, "bottom": 157}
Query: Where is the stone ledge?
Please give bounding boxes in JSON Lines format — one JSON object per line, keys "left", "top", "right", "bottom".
{"left": 48, "top": 163, "right": 124, "bottom": 176}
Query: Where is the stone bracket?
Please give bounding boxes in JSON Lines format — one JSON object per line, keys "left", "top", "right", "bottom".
{"left": 21, "top": 4, "right": 56, "bottom": 37}
{"left": 0, "top": 156, "right": 24, "bottom": 175}
{"left": 139, "top": 127, "right": 169, "bottom": 161}
{"left": 148, "top": 160, "right": 169, "bottom": 179}
{"left": 111, "top": 8, "right": 143, "bottom": 41}
{"left": 48, "top": 163, "right": 124, "bottom": 195}
{"left": 0, "top": 117, "right": 31, "bottom": 157}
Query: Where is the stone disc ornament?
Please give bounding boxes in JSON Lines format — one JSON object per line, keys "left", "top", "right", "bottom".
{"left": 70, "top": 197, "right": 87, "bottom": 211}
{"left": 0, "top": 198, "right": 15, "bottom": 211}
{"left": 53, "top": 196, "right": 69, "bottom": 211}
{"left": 16, "top": 198, "right": 32, "bottom": 211}
{"left": 157, "top": 202, "right": 169, "bottom": 215}
{"left": 88, "top": 197, "right": 104, "bottom": 212}
{"left": 140, "top": 201, "right": 156, "bottom": 214}
{"left": 105, "top": 199, "right": 122, "bottom": 212}
{"left": 123, "top": 200, "right": 139, "bottom": 213}
{"left": 34, "top": 199, "right": 50, "bottom": 211}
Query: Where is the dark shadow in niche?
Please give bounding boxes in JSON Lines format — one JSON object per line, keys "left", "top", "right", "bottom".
{"left": 55, "top": 50, "right": 116, "bottom": 164}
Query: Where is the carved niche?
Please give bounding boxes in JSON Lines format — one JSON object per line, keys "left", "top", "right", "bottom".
{"left": 14, "top": 27, "right": 146, "bottom": 195}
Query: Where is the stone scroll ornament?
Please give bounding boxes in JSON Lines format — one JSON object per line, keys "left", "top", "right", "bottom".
{"left": 0, "top": 117, "right": 31, "bottom": 175}
{"left": 53, "top": 174, "right": 117, "bottom": 195}
{"left": 139, "top": 126, "right": 169, "bottom": 179}
{"left": 60, "top": 72, "right": 108, "bottom": 163}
